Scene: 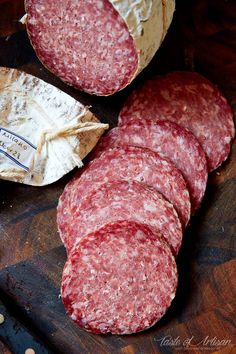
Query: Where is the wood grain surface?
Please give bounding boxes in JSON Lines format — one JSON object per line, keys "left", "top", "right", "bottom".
{"left": 0, "top": 0, "right": 25, "bottom": 37}
{"left": 0, "top": 0, "right": 235, "bottom": 353}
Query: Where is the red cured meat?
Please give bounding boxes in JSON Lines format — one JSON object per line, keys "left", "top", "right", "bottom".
{"left": 65, "top": 180, "right": 182, "bottom": 256}
{"left": 61, "top": 220, "right": 178, "bottom": 334}
{"left": 119, "top": 71, "right": 235, "bottom": 171}
{"left": 91, "top": 120, "right": 208, "bottom": 212}
{"left": 57, "top": 146, "right": 190, "bottom": 235}
{"left": 57, "top": 171, "right": 84, "bottom": 247}
{"left": 25, "top": 0, "right": 138, "bottom": 95}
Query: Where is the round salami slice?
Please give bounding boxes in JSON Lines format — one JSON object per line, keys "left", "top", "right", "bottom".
{"left": 58, "top": 146, "right": 190, "bottom": 232}
{"left": 119, "top": 71, "right": 235, "bottom": 171}
{"left": 61, "top": 220, "right": 178, "bottom": 334}
{"left": 25, "top": 0, "right": 175, "bottom": 95}
{"left": 91, "top": 120, "right": 208, "bottom": 212}
{"left": 65, "top": 180, "right": 182, "bottom": 256}
{"left": 57, "top": 173, "right": 81, "bottom": 247}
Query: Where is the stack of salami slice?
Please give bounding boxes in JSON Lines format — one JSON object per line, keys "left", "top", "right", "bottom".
{"left": 57, "top": 71, "right": 235, "bottom": 335}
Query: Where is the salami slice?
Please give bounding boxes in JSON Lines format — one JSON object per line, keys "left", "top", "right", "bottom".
{"left": 57, "top": 174, "right": 81, "bottom": 246}
{"left": 61, "top": 220, "right": 178, "bottom": 334}
{"left": 57, "top": 146, "right": 190, "bottom": 234}
{"left": 91, "top": 120, "right": 208, "bottom": 212}
{"left": 119, "top": 71, "right": 235, "bottom": 171}
{"left": 65, "top": 180, "right": 182, "bottom": 256}
{"left": 25, "top": 0, "right": 175, "bottom": 95}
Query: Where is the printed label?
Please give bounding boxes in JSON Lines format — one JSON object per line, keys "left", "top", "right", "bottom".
{"left": 0, "top": 127, "right": 37, "bottom": 171}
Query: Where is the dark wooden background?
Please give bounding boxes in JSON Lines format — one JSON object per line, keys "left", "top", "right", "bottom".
{"left": 0, "top": 1, "right": 235, "bottom": 353}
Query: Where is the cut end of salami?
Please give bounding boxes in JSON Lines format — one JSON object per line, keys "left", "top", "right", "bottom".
{"left": 119, "top": 71, "right": 235, "bottom": 171}
{"left": 25, "top": 0, "right": 138, "bottom": 95}
{"left": 61, "top": 221, "right": 178, "bottom": 334}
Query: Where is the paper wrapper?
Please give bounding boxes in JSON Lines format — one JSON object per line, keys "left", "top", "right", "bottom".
{"left": 110, "top": 0, "right": 175, "bottom": 78}
{"left": 0, "top": 67, "right": 109, "bottom": 186}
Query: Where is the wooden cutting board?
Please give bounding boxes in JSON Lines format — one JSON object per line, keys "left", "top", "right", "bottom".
{"left": 0, "top": 1, "right": 235, "bottom": 353}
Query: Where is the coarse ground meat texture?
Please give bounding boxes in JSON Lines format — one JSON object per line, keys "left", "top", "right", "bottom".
{"left": 25, "top": 0, "right": 138, "bottom": 95}
{"left": 64, "top": 180, "right": 182, "bottom": 256}
{"left": 91, "top": 120, "right": 208, "bottom": 212}
{"left": 119, "top": 71, "right": 235, "bottom": 171}
{"left": 57, "top": 146, "right": 190, "bottom": 232}
{"left": 61, "top": 220, "right": 178, "bottom": 334}
{"left": 57, "top": 172, "right": 82, "bottom": 246}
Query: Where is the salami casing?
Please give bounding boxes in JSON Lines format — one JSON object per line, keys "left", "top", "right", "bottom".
{"left": 61, "top": 220, "right": 178, "bottom": 334}
{"left": 64, "top": 180, "right": 182, "bottom": 255}
{"left": 119, "top": 71, "right": 235, "bottom": 171}
{"left": 91, "top": 120, "right": 208, "bottom": 212}
{"left": 25, "top": 0, "right": 175, "bottom": 95}
{"left": 0, "top": 67, "right": 108, "bottom": 186}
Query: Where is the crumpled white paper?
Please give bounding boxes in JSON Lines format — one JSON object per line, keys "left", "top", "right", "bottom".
{"left": 0, "top": 67, "right": 109, "bottom": 186}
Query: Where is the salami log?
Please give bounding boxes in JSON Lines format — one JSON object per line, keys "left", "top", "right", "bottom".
{"left": 25, "top": 0, "right": 175, "bottom": 95}
{"left": 57, "top": 146, "right": 190, "bottom": 234}
{"left": 119, "top": 71, "right": 235, "bottom": 171}
{"left": 64, "top": 180, "right": 182, "bottom": 256}
{"left": 61, "top": 220, "right": 178, "bottom": 334}
{"left": 91, "top": 120, "right": 208, "bottom": 212}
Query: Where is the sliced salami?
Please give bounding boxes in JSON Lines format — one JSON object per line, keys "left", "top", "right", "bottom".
{"left": 119, "top": 71, "right": 235, "bottom": 171}
{"left": 91, "top": 120, "right": 208, "bottom": 212}
{"left": 61, "top": 220, "right": 178, "bottom": 334}
{"left": 65, "top": 180, "right": 182, "bottom": 256}
{"left": 58, "top": 146, "right": 190, "bottom": 233}
{"left": 25, "top": 0, "right": 175, "bottom": 95}
{"left": 57, "top": 174, "right": 81, "bottom": 246}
